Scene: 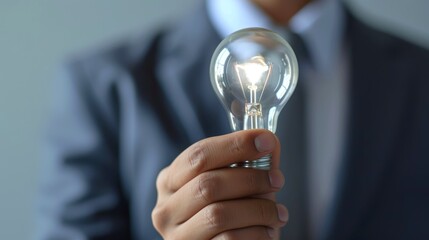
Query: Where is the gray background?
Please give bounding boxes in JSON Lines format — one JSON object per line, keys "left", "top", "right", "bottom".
{"left": 0, "top": 0, "right": 428, "bottom": 239}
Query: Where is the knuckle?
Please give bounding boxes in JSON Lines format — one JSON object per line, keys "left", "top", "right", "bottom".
{"left": 250, "top": 200, "right": 280, "bottom": 227}
{"left": 151, "top": 203, "right": 169, "bottom": 232}
{"left": 187, "top": 141, "right": 210, "bottom": 172}
{"left": 156, "top": 167, "right": 168, "bottom": 191}
{"left": 204, "top": 203, "right": 228, "bottom": 231}
{"left": 256, "top": 201, "right": 271, "bottom": 223}
{"left": 196, "top": 172, "right": 219, "bottom": 203}
{"left": 229, "top": 136, "right": 244, "bottom": 154}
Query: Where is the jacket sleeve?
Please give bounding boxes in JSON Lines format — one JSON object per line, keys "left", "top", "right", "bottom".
{"left": 36, "top": 59, "right": 131, "bottom": 240}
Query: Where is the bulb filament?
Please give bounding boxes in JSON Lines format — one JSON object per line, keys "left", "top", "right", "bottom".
{"left": 235, "top": 56, "right": 272, "bottom": 129}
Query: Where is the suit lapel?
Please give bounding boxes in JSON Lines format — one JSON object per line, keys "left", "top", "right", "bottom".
{"left": 156, "top": 2, "right": 227, "bottom": 143}
{"left": 326, "top": 12, "right": 411, "bottom": 240}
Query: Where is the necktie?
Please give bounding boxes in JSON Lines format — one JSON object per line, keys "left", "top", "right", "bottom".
{"left": 278, "top": 31, "right": 310, "bottom": 240}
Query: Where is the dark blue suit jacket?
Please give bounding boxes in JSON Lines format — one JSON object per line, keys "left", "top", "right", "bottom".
{"left": 38, "top": 3, "right": 429, "bottom": 240}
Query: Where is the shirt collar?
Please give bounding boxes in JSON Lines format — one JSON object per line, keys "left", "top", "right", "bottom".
{"left": 206, "top": 0, "right": 345, "bottom": 74}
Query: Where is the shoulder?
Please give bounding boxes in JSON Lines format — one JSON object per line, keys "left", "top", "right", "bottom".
{"left": 346, "top": 8, "right": 429, "bottom": 66}
{"left": 345, "top": 8, "right": 429, "bottom": 130}
{"left": 49, "top": 26, "right": 173, "bottom": 140}
{"left": 61, "top": 27, "right": 166, "bottom": 87}
{"left": 345, "top": 8, "right": 429, "bottom": 90}
{"left": 60, "top": 1, "right": 219, "bottom": 97}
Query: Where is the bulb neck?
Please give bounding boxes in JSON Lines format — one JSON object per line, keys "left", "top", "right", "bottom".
{"left": 244, "top": 102, "right": 263, "bottom": 129}
{"left": 230, "top": 154, "right": 271, "bottom": 170}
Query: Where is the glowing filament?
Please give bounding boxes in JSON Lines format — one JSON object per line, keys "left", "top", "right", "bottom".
{"left": 234, "top": 56, "right": 272, "bottom": 104}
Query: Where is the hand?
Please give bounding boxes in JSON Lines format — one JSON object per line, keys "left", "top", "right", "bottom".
{"left": 152, "top": 129, "right": 288, "bottom": 239}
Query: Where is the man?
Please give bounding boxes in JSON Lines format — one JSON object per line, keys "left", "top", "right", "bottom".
{"left": 38, "top": 0, "right": 429, "bottom": 239}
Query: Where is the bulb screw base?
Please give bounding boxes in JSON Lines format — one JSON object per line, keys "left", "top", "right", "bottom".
{"left": 230, "top": 154, "right": 271, "bottom": 170}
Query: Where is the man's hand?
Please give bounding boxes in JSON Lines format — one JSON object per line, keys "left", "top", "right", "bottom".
{"left": 152, "top": 129, "right": 288, "bottom": 239}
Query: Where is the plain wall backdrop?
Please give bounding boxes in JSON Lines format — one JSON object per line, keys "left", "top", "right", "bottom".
{"left": 0, "top": 0, "right": 428, "bottom": 239}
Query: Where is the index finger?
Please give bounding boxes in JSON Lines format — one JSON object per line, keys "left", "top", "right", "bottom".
{"left": 164, "top": 129, "right": 281, "bottom": 192}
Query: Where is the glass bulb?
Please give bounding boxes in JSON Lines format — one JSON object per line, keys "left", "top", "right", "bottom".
{"left": 210, "top": 28, "right": 299, "bottom": 170}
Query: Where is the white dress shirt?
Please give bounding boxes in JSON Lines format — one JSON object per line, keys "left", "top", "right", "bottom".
{"left": 207, "top": 0, "right": 348, "bottom": 238}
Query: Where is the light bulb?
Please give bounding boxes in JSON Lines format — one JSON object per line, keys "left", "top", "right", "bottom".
{"left": 210, "top": 27, "right": 299, "bottom": 170}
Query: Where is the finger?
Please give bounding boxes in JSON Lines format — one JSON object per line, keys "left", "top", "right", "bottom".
{"left": 175, "top": 199, "right": 288, "bottom": 240}
{"left": 168, "top": 168, "right": 284, "bottom": 224}
{"left": 212, "top": 226, "right": 280, "bottom": 240}
{"left": 165, "top": 129, "right": 281, "bottom": 192}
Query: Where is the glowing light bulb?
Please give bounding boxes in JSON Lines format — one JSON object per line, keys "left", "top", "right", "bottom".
{"left": 210, "top": 28, "right": 299, "bottom": 170}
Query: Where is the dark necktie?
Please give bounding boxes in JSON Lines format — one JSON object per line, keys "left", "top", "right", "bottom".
{"left": 277, "top": 31, "right": 310, "bottom": 240}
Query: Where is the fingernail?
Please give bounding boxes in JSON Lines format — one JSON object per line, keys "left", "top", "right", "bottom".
{"left": 277, "top": 204, "right": 289, "bottom": 223}
{"left": 254, "top": 132, "right": 276, "bottom": 152}
{"left": 266, "top": 228, "right": 275, "bottom": 238}
{"left": 269, "top": 170, "right": 284, "bottom": 189}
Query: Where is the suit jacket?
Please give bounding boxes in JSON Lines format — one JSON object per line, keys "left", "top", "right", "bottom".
{"left": 38, "top": 2, "right": 429, "bottom": 240}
